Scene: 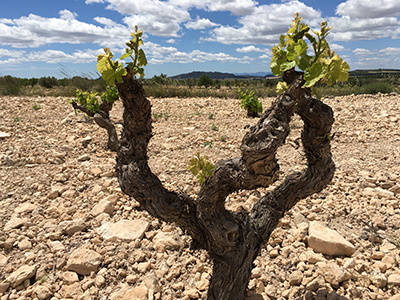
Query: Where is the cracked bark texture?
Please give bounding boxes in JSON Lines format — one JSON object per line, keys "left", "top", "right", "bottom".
{"left": 115, "top": 69, "right": 335, "bottom": 300}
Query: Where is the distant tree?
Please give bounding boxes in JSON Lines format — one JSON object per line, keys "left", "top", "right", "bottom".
{"left": 198, "top": 74, "right": 213, "bottom": 88}
{"left": 0, "top": 76, "right": 21, "bottom": 95}
{"left": 186, "top": 77, "right": 197, "bottom": 88}
{"left": 38, "top": 76, "right": 58, "bottom": 89}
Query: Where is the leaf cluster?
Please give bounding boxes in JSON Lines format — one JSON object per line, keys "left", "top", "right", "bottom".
{"left": 69, "top": 86, "right": 119, "bottom": 115}
{"left": 97, "top": 25, "right": 148, "bottom": 86}
{"left": 270, "top": 13, "right": 350, "bottom": 88}
{"left": 71, "top": 89, "right": 100, "bottom": 114}
{"left": 239, "top": 89, "right": 263, "bottom": 113}
{"left": 187, "top": 152, "right": 216, "bottom": 184}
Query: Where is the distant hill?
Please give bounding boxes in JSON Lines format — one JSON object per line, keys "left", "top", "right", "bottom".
{"left": 349, "top": 69, "right": 400, "bottom": 76}
{"left": 168, "top": 71, "right": 270, "bottom": 80}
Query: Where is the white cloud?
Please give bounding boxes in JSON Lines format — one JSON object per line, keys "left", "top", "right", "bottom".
{"left": 329, "top": 16, "right": 400, "bottom": 41}
{"left": 0, "top": 13, "right": 130, "bottom": 48}
{"left": 205, "top": 1, "right": 322, "bottom": 45}
{"left": 379, "top": 47, "right": 400, "bottom": 55}
{"left": 166, "top": 39, "right": 176, "bottom": 44}
{"left": 170, "top": 0, "right": 257, "bottom": 15}
{"left": 353, "top": 48, "right": 373, "bottom": 56}
{"left": 236, "top": 45, "right": 264, "bottom": 53}
{"left": 330, "top": 44, "right": 348, "bottom": 52}
{"left": 59, "top": 10, "right": 78, "bottom": 20}
{"left": 185, "top": 18, "right": 218, "bottom": 30}
{"left": 94, "top": 17, "right": 118, "bottom": 27}
{"left": 336, "top": 0, "right": 400, "bottom": 19}
{"left": 86, "top": 0, "right": 104, "bottom": 3}
{"left": 0, "top": 48, "right": 25, "bottom": 58}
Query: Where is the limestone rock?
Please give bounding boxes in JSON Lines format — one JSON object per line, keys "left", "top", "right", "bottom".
{"left": 33, "top": 285, "right": 52, "bottom": 300}
{"left": 308, "top": 221, "right": 355, "bottom": 256}
{"left": 5, "top": 265, "right": 37, "bottom": 288}
{"left": 97, "top": 219, "right": 149, "bottom": 241}
{"left": 0, "top": 131, "right": 10, "bottom": 138}
{"left": 90, "top": 198, "right": 114, "bottom": 217}
{"left": 4, "top": 214, "right": 28, "bottom": 231}
{"left": 153, "top": 231, "right": 185, "bottom": 252}
{"left": 388, "top": 274, "right": 400, "bottom": 285}
{"left": 66, "top": 248, "right": 102, "bottom": 275}
{"left": 0, "top": 253, "right": 9, "bottom": 267}
{"left": 306, "top": 275, "right": 325, "bottom": 291}
{"left": 62, "top": 271, "right": 79, "bottom": 285}
{"left": 14, "top": 202, "right": 37, "bottom": 214}
{"left": 58, "top": 218, "right": 86, "bottom": 236}
{"left": 60, "top": 282, "right": 83, "bottom": 299}
{"left": 110, "top": 284, "right": 148, "bottom": 300}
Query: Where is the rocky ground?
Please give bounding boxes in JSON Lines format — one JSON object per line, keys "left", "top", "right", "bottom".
{"left": 0, "top": 92, "right": 400, "bottom": 300}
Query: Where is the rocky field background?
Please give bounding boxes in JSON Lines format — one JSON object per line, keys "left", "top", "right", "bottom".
{"left": 0, "top": 93, "right": 400, "bottom": 300}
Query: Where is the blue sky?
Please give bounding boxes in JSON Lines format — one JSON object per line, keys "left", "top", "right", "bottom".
{"left": 1, "top": 0, "right": 400, "bottom": 79}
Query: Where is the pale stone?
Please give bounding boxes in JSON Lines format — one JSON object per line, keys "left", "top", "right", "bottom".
{"left": 291, "top": 222, "right": 309, "bottom": 242}
{"left": 77, "top": 154, "right": 90, "bottom": 161}
{"left": 33, "top": 285, "right": 52, "bottom": 300}
{"left": 47, "top": 240, "right": 65, "bottom": 252}
{"left": 95, "top": 275, "right": 106, "bottom": 287}
{"left": 306, "top": 275, "right": 326, "bottom": 291}
{"left": 371, "top": 273, "right": 387, "bottom": 288}
{"left": 363, "top": 187, "right": 394, "bottom": 198}
{"left": 47, "top": 190, "right": 59, "bottom": 199}
{"left": 62, "top": 271, "right": 79, "bottom": 285}
{"left": 5, "top": 265, "right": 37, "bottom": 288}
{"left": 110, "top": 284, "right": 148, "bottom": 300}
{"left": 91, "top": 167, "right": 102, "bottom": 177}
{"left": 90, "top": 199, "right": 114, "bottom": 217}
{"left": 4, "top": 215, "right": 28, "bottom": 231}
{"left": 0, "top": 131, "right": 10, "bottom": 138}
{"left": 289, "top": 270, "right": 303, "bottom": 286}
{"left": 18, "top": 239, "right": 32, "bottom": 250}
{"left": 0, "top": 282, "right": 10, "bottom": 294}
{"left": 389, "top": 184, "right": 400, "bottom": 195}
{"left": 0, "top": 253, "right": 8, "bottom": 267}
{"left": 60, "top": 282, "right": 83, "bottom": 299}
{"left": 153, "top": 231, "right": 185, "bottom": 252}
{"left": 380, "top": 240, "right": 397, "bottom": 253}
{"left": 97, "top": 219, "right": 149, "bottom": 241}
{"left": 14, "top": 203, "right": 37, "bottom": 214}
{"left": 126, "top": 274, "right": 138, "bottom": 284}
{"left": 388, "top": 295, "right": 400, "bottom": 300}
{"left": 316, "top": 261, "right": 352, "bottom": 285}
{"left": 308, "top": 221, "right": 355, "bottom": 256}
{"left": 62, "top": 189, "right": 78, "bottom": 198}
{"left": 58, "top": 219, "right": 86, "bottom": 236}
{"left": 66, "top": 248, "right": 102, "bottom": 275}
{"left": 388, "top": 274, "right": 400, "bottom": 285}
{"left": 183, "top": 288, "right": 200, "bottom": 299}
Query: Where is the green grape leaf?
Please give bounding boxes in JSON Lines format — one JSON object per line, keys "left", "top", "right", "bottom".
{"left": 120, "top": 49, "right": 134, "bottom": 60}
{"left": 325, "top": 55, "right": 350, "bottom": 86}
{"left": 114, "top": 63, "right": 127, "bottom": 83}
{"left": 280, "top": 61, "right": 296, "bottom": 73}
{"left": 303, "top": 62, "right": 327, "bottom": 88}
{"left": 137, "top": 49, "right": 148, "bottom": 67}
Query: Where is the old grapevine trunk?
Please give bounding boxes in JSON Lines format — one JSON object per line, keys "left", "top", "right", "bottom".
{"left": 115, "top": 69, "right": 335, "bottom": 300}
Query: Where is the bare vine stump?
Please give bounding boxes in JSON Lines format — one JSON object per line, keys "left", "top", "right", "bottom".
{"left": 115, "top": 69, "right": 335, "bottom": 300}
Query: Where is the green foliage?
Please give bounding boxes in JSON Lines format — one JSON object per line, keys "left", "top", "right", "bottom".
{"left": 38, "top": 76, "right": 59, "bottom": 89}
{"left": 361, "top": 82, "right": 394, "bottom": 94}
{"left": 187, "top": 152, "right": 216, "bottom": 184}
{"left": 97, "top": 25, "right": 147, "bottom": 85}
{"left": 100, "top": 86, "right": 119, "bottom": 103}
{"left": 239, "top": 89, "right": 263, "bottom": 114}
{"left": 32, "top": 103, "right": 42, "bottom": 110}
{"left": 211, "top": 123, "right": 219, "bottom": 131}
{"left": 198, "top": 75, "right": 213, "bottom": 88}
{"left": 72, "top": 90, "right": 100, "bottom": 114}
{"left": 0, "top": 76, "right": 22, "bottom": 95}
{"left": 69, "top": 86, "right": 119, "bottom": 115}
{"left": 204, "top": 141, "right": 214, "bottom": 148}
{"left": 270, "top": 13, "right": 350, "bottom": 89}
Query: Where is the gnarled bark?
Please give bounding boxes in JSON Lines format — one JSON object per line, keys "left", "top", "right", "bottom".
{"left": 115, "top": 69, "right": 335, "bottom": 300}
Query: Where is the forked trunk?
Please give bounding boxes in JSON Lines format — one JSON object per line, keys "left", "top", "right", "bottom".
{"left": 115, "top": 68, "right": 335, "bottom": 300}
